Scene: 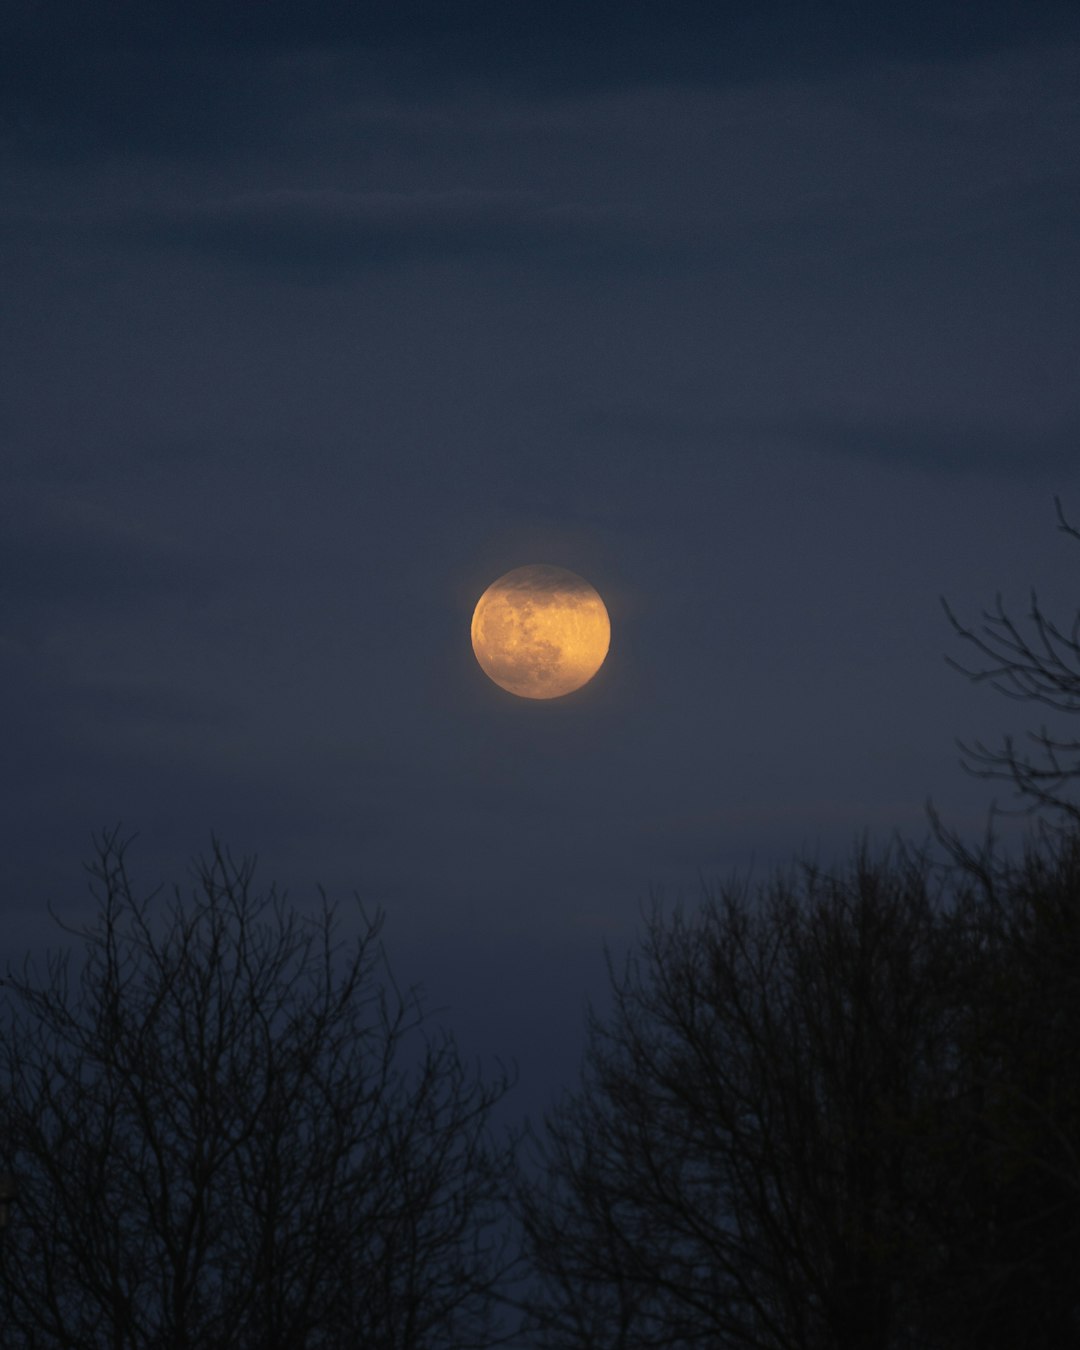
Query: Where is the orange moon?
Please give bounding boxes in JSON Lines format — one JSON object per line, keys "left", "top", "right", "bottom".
{"left": 471, "top": 565, "right": 611, "bottom": 699}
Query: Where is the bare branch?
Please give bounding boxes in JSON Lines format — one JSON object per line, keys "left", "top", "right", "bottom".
{"left": 942, "top": 499, "right": 1080, "bottom": 822}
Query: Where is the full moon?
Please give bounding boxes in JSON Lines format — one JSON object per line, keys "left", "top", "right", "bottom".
{"left": 471, "top": 565, "right": 611, "bottom": 699}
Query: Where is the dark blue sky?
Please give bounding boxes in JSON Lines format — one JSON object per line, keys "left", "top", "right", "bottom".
{"left": 3, "top": 1, "right": 1080, "bottom": 1123}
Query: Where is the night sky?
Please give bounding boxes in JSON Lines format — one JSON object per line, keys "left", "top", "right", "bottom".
{"left": 4, "top": 1, "right": 1080, "bottom": 1125}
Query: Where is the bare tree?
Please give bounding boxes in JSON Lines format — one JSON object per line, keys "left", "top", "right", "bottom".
{"left": 520, "top": 845, "right": 961, "bottom": 1350}
{"left": 927, "top": 828, "right": 1080, "bottom": 1348}
{"left": 0, "top": 831, "right": 517, "bottom": 1350}
{"left": 520, "top": 836, "right": 1080, "bottom": 1349}
{"left": 942, "top": 496, "right": 1080, "bottom": 823}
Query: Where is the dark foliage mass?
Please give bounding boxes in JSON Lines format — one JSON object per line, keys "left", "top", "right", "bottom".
{"left": 0, "top": 834, "right": 517, "bottom": 1350}
{"left": 519, "top": 832, "right": 1080, "bottom": 1349}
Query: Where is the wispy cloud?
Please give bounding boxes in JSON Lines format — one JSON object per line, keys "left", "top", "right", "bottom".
{"left": 116, "top": 186, "right": 656, "bottom": 274}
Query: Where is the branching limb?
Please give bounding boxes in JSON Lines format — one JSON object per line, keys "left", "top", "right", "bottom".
{"left": 942, "top": 497, "right": 1080, "bottom": 822}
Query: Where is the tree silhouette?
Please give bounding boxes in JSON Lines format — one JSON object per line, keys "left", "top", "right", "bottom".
{"left": 942, "top": 496, "right": 1080, "bottom": 824}
{"left": 520, "top": 835, "right": 1080, "bottom": 1349}
{"left": 0, "top": 831, "right": 517, "bottom": 1350}
{"left": 928, "top": 829, "right": 1080, "bottom": 1347}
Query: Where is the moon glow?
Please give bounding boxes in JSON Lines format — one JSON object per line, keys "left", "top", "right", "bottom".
{"left": 471, "top": 565, "right": 611, "bottom": 699}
